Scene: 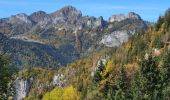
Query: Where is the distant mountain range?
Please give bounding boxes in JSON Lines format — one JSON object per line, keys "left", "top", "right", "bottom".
{"left": 0, "top": 6, "right": 150, "bottom": 69}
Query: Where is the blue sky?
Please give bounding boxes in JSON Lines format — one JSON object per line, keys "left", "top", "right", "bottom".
{"left": 0, "top": 0, "right": 169, "bottom": 22}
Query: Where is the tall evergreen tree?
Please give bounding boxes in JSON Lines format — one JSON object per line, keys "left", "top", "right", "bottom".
{"left": 0, "top": 55, "right": 17, "bottom": 100}
{"left": 92, "top": 60, "right": 105, "bottom": 84}
{"left": 139, "top": 54, "right": 162, "bottom": 99}
{"left": 114, "top": 65, "right": 128, "bottom": 100}
{"left": 155, "top": 16, "right": 164, "bottom": 31}
{"left": 164, "top": 9, "right": 170, "bottom": 31}
{"left": 160, "top": 52, "right": 170, "bottom": 99}
{"left": 130, "top": 72, "right": 143, "bottom": 100}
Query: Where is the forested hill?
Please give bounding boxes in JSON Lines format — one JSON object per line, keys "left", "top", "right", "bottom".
{"left": 12, "top": 9, "right": 170, "bottom": 100}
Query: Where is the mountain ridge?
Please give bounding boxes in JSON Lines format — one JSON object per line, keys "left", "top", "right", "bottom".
{"left": 0, "top": 6, "right": 149, "bottom": 68}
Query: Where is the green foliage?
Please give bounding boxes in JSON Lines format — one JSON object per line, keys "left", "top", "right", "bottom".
{"left": 139, "top": 54, "right": 162, "bottom": 99}
{"left": 93, "top": 60, "right": 105, "bottom": 84}
{"left": 130, "top": 72, "right": 143, "bottom": 100}
{"left": 106, "top": 89, "right": 114, "bottom": 100}
{"left": 160, "top": 52, "right": 170, "bottom": 98}
{"left": 114, "top": 66, "right": 128, "bottom": 100}
{"left": 153, "top": 34, "right": 164, "bottom": 48}
{"left": 164, "top": 9, "right": 170, "bottom": 31}
{"left": 155, "top": 16, "right": 164, "bottom": 31}
{"left": 162, "top": 52, "right": 170, "bottom": 83}
{"left": 0, "top": 55, "right": 17, "bottom": 100}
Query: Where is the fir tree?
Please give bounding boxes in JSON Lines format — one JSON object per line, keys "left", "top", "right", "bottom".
{"left": 114, "top": 65, "right": 128, "bottom": 100}
{"left": 0, "top": 55, "right": 17, "bottom": 100}
{"left": 93, "top": 60, "right": 105, "bottom": 84}
{"left": 140, "top": 54, "right": 161, "bottom": 99}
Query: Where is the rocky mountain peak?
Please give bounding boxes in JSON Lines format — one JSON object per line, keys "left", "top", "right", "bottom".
{"left": 109, "top": 12, "right": 142, "bottom": 23}
{"left": 9, "top": 13, "right": 32, "bottom": 24}
{"left": 15, "top": 13, "right": 28, "bottom": 18}
{"left": 95, "top": 16, "right": 105, "bottom": 27}
{"left": 109, "top": 14, "right": 126, "bottom": 23}
{"left": 51, "top": 6, "right": 82, "bottom": 18}
{"left": 127, "top": 12, "right": 141, "bottom": 20}
{"left": 61, "top": 6, "right": 78, "bottom": 12}
{"left": 30, "top": 11, "right": 48, "bottom": 23}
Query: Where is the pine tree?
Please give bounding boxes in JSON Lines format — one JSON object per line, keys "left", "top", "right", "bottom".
{"left": 161, "top": 52, "right": 170, "bottom": 99}
{"left": 155, "top": 16, "right": 164, "bottom": 31}
{"left": 130, "top": 72, "right": 143, "bottom": 100}
{"left": 164, "top": 9, "right": 170, "bottom": 31}
{"left": 162, "top": 52, "right": 170, "bottom": 83}
{"left": 114, "top": 65, "right": 128, "bottom": 100}
{"left": 139, "top": 54, "right": 161, "bottom": 99}
{"left": 106, "top": 89, "right": 114, "bottom": 100}
{"left": 93, "top": 60, "right": 105, "bottom": 84}
{"left": 0, "top": 55, "right": 17, "bottom": 100}
{"left": 153, "top": 35, "right": 164, "bottom": 48}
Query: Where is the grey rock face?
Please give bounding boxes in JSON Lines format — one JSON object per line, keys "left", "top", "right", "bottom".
{"left": 109, "top": 12, "right": 141, "bottom": 22}
{"left": 52, "top": 6, "right": 82, "bottom": 18}
{"left": 52, "top": 74, "right": 66, "bottom": 87}
{"left": 100, "top": 30, "right": 135, "bottom": 47}
{"left": 9, "top": 13, "right": 32, "bottom": 24}
{"left": 128, "top": 12, "right": 141, "bottom": 20}
{"left": 91, "top": 58, "right": 107, "bottom": 77}
{"left": 109, "top": 14, "right": 126, "bottom": 22}
{"left": 94, "top": 16, "right": 104, "bottom": 27}
{"left": 50, "top": 6, "right": 82, "bottom": 25}
{"left": 14, "top": 78, "right": 33, "bottom": 100}
{"left": 30, "top": 11, "right": 48, "bottom": 23}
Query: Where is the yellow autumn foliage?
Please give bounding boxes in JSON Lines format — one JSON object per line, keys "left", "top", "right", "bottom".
{"left": 102, "top": 60, "right": 113, "bottom": 77}
{"left": 43, "top": 85, "right": 80, "bottom": 100}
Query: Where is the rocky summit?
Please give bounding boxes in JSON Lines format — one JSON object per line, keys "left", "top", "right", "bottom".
{"left": 0, "top": 6, "right": 149, "bottom": 68}
{"left": 108, "top": 12, "right": 141, "bottom": 23}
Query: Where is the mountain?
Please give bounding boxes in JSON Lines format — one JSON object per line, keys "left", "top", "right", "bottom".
{"left": 13, "top": 8, "right": 170, "bottom": 100}
{"left": 0, "top": 6, "right": 149, "bottom": 68}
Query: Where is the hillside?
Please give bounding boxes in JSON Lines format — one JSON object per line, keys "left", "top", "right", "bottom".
{"left": 10, "top": 9, "right": 170, "bottom": 100}
{"left": 0, "top": 6, "right": 149, "bottom": 68}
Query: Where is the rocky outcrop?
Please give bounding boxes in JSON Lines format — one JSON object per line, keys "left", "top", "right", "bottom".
{"left": 100, "top": 30, "right": 135, "bottom": 47}
{"left": 14, "top": 78, "right": 33, "bottom": 100}
{"left": 51, "top": 6, "right": 82, "bottom": 19}
{"left": 128, "top": 12, "right": 141, "bottom": 20}
{"left": 9, "top": 13, "right": 32, "bottom": 24}
{"left": 52, "top": 74, "right": 66, "bottom": 87}
{"left": 30, "top": 11, "right": 48, "bottom": 23}
{"left": 91, "top": 58, "right": 107, "bottom": 77}
{"left": 109, "top": 14, "right": 126, "bottom": 22}
{"left": 109, "top": 12, "right": 141, "bottom": 22}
